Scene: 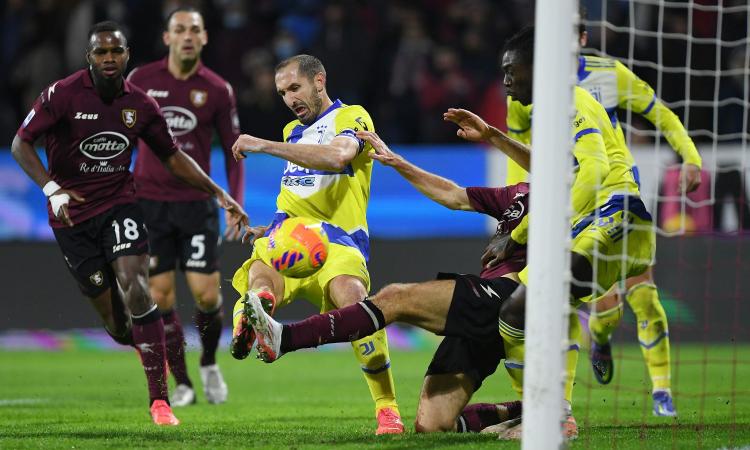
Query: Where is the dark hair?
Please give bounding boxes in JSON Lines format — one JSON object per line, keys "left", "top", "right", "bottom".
{"left": 502, "top": 25, "right": 534, "bottom": 67}
{"left": 88, "top": 21, "right": 127, "bottom": 48}
{"left": 165, "top": 6, "right": 202, "bottom": 30}
{"left": 579, "top": 5, "right": 588, "bottom": 36}
{"left": 275, "top": 54, "right": 326, "bottom": 80}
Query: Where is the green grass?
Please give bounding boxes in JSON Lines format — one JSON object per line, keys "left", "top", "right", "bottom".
{"left": 0, "top": 343, "right": 748, "bottom": 449}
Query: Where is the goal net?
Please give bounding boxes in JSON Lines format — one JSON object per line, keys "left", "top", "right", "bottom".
{"left": 560, "top": 1, "right": 750, "bottom": 447}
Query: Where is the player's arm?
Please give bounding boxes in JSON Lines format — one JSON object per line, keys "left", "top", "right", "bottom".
{"left": 570, "top": 124, "right": 610, "bottom": 217}
{"left": 615, "top": 61, "right": 702, "bottom": 191}
{"left": 12, "top": 89, "right": 84, "bottom": 226}
{"left": 357, "top": 130, "right": 473, "bottom": 211}
{"left": 232, "top": 133, "right": 358, "bottom": 172}
{"left": 444, "top": 108, "right": 531, "bottom": 171}
{"left": 215, "top": 82, "right": 245, "bottom": 240}
{"left": 216, "top": 82, "right": 245, "bottom": 204}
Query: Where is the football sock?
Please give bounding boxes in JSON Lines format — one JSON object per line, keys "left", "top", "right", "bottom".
{"left": 588, "top": 301, "right": 624, "bottom": 345}
{"left": 627, "top": 283, "right": 671, "bottom": 391}
{"left": 499, "top": 319, "right": 525, "bottom": 398}
{"left": 132, "top": 305, "right": 169, "bottom": 404}
{"left": 195, "top": 302, "right": 223, "bottom": 367}
{"left": 565, "top": 311, "right": 581, "bottom": 406}
{"left": 456, "top": 401, "right": 522, "bottom": 432}
{"left": 352, "top": 328, "right": 399, "bottom": 413}
{"left": 161, "top": 309, "right": 191, "bottom": 387}
{"left": 281, "top": 299, "right": 385, "bottom": 352}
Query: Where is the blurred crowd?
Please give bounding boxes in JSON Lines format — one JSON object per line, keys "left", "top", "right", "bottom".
{"left": 1, "top": 0, "right": 748, "bottom": 144}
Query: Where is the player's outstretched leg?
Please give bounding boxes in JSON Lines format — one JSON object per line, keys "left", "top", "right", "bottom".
{"left": 231, "top": 289, "right": 276, "bottom": 360}
{"left": 626, "top": 281, "right": 676, "bottom": 417}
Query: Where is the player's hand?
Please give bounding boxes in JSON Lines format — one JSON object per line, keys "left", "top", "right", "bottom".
{"left": 224, "top": 210, "right": 244, "bottom": 241}
{"left": 241, "top": 225, "right": 269, "bottom": 245}
{"left": 232, "top": 134, "right": 267, "bottom": 161}
{"left": 216, "top": 190, "right": 249, "bottom": 235}
{"left": 357, "top": 131, "right": 404, "bottom": 167}
{"left": 681, "top": 163, "right": 702, "bottom": 193}
{"left": 481, "top": 234, "right": 519, "bottom": 268}
{"left": 443, "top": 108, "right": 492, "bottom": 142}
{"left": 50, "top": 189, "right": 85, "bottom": 227}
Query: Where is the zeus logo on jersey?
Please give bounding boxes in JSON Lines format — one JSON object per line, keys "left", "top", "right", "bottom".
{"left": 146, "top": 89, "right": 169, "bottom": 98}
{"left": 74, "top": 112, "right": 99, "bottom": 120}
{"left": 161, "top": 106, "right": 197, "bottom": 136}
{"left": 79, "top": 132, "right": 130, "bottom": 160}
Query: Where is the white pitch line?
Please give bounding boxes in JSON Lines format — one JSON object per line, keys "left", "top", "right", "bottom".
{"left": 0, "top": 398, "right": 48, "bottom": 406}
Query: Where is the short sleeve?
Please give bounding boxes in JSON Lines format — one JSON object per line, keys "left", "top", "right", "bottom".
{"left": 466, "top": 186, "right": 514, "bottom": 220}
{"left": 334, "top": 105, "right": 374, "bottom": 153}
{"left": 17, "top": 83, "right": 66, "bottom": 142}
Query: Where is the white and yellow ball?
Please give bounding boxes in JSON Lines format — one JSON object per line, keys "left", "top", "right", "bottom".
{"left": 267, "top": 217, "right": 329, "bottom": 278}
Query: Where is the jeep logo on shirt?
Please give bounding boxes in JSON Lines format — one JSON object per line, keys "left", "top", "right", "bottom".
{"left": 161, "top": 106, "right": 197, "bottom": 136}
{"left": 79, "top": 131, "right": 130, "bottom": 160}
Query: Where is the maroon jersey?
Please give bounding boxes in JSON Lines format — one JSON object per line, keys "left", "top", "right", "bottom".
{"left": 127, "top": 59, "right": 243, "bottom": 203}
{"left": 16, "top": 69, "right": 178, "bottom": 228}
{"left": 466, "top": 182, "right": 529, "bottom": 279}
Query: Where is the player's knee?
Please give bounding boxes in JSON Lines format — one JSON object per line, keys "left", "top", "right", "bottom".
{"left": 373, "top": 283, "right": 414, "bottom": 320}
{"left": 414, "top": 416, "right": 453, "bottom": 433}
{"left": 627, "top": 283, "right": 659, "bottom": 315}
{"left": 151, "top": 287, "right": 175, "bottom": 311}
{"left": 499, "top": 286, "right": 525, "bottom": 330}
{"left": 570, "top": 253, "right": 594, "bottom": 300}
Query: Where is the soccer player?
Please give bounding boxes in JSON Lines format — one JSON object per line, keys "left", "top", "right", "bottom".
{"left": 10, "top": 21, "right": 248, "bottom": 426}
{"left": 126, "top": 7, "right": 243, "bottom": 407}
{"left": 444, "top": 25, "right": 656, "bottom": 436}
{"left": 243, "top": 129, "right": 528, "bottom": 434}
{"left": 229, "top": 55, "right": 403, "bottom": 435}
{"left": 503, "top": 17, "right": 702, "bottom": 416}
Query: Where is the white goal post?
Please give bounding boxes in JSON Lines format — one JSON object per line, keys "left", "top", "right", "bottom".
{"left": 522, "top": 0, "right": 578, "bottom": 448}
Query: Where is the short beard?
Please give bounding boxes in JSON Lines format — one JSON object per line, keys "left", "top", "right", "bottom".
{"left": 300, "top": 91, "right": 323, "bottom": 125}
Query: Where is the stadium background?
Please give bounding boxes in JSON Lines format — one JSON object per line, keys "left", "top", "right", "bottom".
{"left": 1, "top": 0, "right": 747, "bottom": 336}
{"left": 0, "top": 1, "right": 747, "bottom": 447}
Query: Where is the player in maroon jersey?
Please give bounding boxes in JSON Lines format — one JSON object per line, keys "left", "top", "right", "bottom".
{"left": 240, "top": 130, "right": 524, "bottom": 433}
{"left": 10, "top": 21, "right": 248, "bottom": 426}
{"left": 127, "top": 7, "right": 243, "bottom": 407}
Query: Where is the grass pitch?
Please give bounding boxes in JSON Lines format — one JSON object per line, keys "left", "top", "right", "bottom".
{"left": 0, "top": 341, "right": 748, "bottom": 449}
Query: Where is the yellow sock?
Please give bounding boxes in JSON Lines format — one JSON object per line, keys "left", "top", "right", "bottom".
{"left": 351, "top": 328, "right": 399, "bottom": 414}
{"left": 499, "top": 319, "right": 525, "bottom": 398}
{"left": 564, "top": 311, "right": 581, "bottom": 406}
{"left": 588, "top": 302, "right": 624, "bottom": 345}
{"left": 627, "top": 283, "right": 671, "bottom": 391}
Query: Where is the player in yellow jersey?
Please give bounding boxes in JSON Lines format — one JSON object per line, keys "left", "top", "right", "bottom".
{"left": 445, "top": 25, "right": 657, "bottom": 439}
{"left": 229, "top": 54, "right": 403, "bottom": 435}
{"left": 504, "top": 15, "right": 702, "bottom": 416}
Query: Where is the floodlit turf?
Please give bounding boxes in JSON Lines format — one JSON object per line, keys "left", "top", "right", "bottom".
{"left": 0, "top": 342, "right": 748, "bottom": 449}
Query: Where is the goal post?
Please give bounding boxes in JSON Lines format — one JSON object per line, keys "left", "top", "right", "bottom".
{"left": 522, "top": 0, "right": 579, "bottom": 448}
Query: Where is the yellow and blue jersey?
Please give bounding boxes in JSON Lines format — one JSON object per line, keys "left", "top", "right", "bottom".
{"left": 271, "top": 99, "right": 374, "bottom": 260}
{"left": 505, "top": 55, "right": 701, "bottom": 186}
{"left": 510, "top": 86, "right": 644, "bottom": 244}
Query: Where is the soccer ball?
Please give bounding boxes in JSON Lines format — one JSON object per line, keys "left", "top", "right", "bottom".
{"left": 267, "top": 217, "right": 329, "bottom": 278}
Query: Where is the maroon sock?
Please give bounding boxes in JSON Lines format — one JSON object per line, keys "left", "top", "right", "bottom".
{"left": 161, "top": 309, "right": 191, "bottom": 387}
{"left": 195, "top": 307, "right": 223, "bottom": 367}
{"left": 132, "top": 307, "right": 169, "bottom": 405}
{"left": 456, "top": 401, "right": 523, "bottom": 432}
{"left": 458, "top": 403, "right": 499, "bottom": 432}
{"left": 281, "top": 299, "right": 385, "bottom": 353}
